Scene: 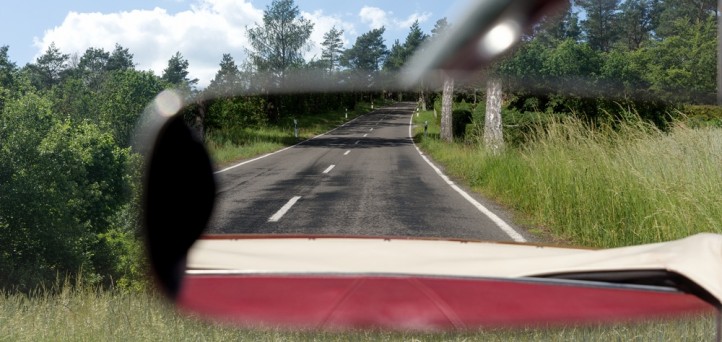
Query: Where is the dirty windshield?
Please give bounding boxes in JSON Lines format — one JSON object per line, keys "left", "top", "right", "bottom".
{"left": 1, "top": 0, "right": 720, "bottom": 339}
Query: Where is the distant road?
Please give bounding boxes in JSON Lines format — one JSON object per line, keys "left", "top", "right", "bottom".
{"left": 206, "top": 102, "right": 530, "bottom": 242}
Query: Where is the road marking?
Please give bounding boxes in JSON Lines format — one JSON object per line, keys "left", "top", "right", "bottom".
{"left": 363, "top": 133, "right": 368, "bottom": 137}
{"left": 344, "top": 150, "right": 350, "bottom": 156}
{"left": 268, "top": 196, "right": 301, "bottom": 222}
{"left": 216, "top": 115, "right": 366, "bottom": 174}
{"left": 354, "top": 140, "right": 360, "bottom": 145}
{"left": 407, "top": 113, "right": 527, "bottom": 243}
{"left": 322, "top": 165, "right": 335, "bottom": 174}
{"left": 370, "top": 128, "right": 374, "bottom": 131}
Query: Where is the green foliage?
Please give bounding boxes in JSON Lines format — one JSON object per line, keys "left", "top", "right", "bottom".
{"left": 383, "top": 20, "right": 427, "bottom": 71}
{"left": 247, "top": 0, "right": 313, "bottom": 76}
{"left": 679, "top": 105, "right": 722, "bottom": 128}
{"left": 23, "top": 43, "right": 69, "bottom": 90}
{"left": 97, "top": 70, "right": 166, "bottom": 147}
{"left": 161, "top": 51, "right": 198, "bottom": 90}
{"left": 320, "top": 26, "right": 345, "bottom": 72}
{"left": 342, "top": 27, "right": 388, "bottom": 71}
{"left": 206, "top": 96, "right": 267, "bottom": 130}
{"left": 640, "top": 16, "right": 717, "bottom": 103}
{"left": 0, "top": 45, "right": 17, "bottom": 90}
{"left": 0, "top": 91, "right": 133, "bottom": 291}
{"left": 577, "top": 0, "right": 621, "bottom": 52}
{"left": 452, "top": 109, "right": 472, "bottom": 139}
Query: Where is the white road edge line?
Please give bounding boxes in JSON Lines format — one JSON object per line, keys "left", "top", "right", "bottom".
{"left": 407, "top": 113, "right": 527, "bottom": 243}
{"left": 215, "top": 115, "right": 364, "bottom": 174}
{"left": 268, "top": 196, "right": 302, "bottom": 222}
{"left": 344, "top": 150, "right": 351, "bottom": 156}
{"left": 322, "top": 165, "right": 335, "bottom": 174}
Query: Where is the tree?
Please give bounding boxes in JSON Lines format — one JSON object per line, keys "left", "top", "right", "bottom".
{"left": 25, "top": 42, "right": 69, "bottom": 90}
{"left": 642, "top": 16, "right": 716, "bottom": 103}
{"left": 0, "top": 45, "right": 16, "bottom": 89}
{"left": 161, "top": 51, "right": 198, "bottom": 90}
{"left": 402, "top": 20, "right": 427, "bottom": 60}
{"left": 320, "top": 26, "right": 344, "bottom": 72}
{"left": 99, "top": 70, "right": 166, "bottom": 147}
{"left": 484, "top": 78, "right": 504, "bottom": 154}
{"left": 577, "top": 0, "right": 621, "bottom": 52}
{"left": 106, "top": 44, "right": 135, "bottom": 71}
{"left": 0, "top": 91, "right": 131, "bottom": 290}
{"left": 247, "top": 0, "right": 313, "bottom": 79}
{"left": 383, "top": 21, "right": 428, "bottom": 71}
{"left": 77, "top": 47, "right": 110, "bottom": 88}
{"left": 430, "top": 18, "right": 454, "bottom": 142}
{"left": 208, "top": 54, "right": 241, "bottom": 96}
{"left": 618, "top": 0, "right": 655, "bottom": 50}
{"left": 342, "top": 27, "right": 388, "bottom": 72}
{"left": 383, "top": 40, "right": 405, "bottom": 71}
{"left": 655, "top": 0, "right": 716, "bottom": 38}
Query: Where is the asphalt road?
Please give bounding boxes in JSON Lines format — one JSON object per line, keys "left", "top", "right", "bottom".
{"left": 206, "top": 102, "right": 530, "bottom": 242}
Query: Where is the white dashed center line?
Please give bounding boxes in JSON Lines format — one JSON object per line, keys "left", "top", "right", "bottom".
{"left": 268, "top": 196, "right": 301, "bottom": 222}
{"left": 323, "top": 165, "right": 335, "bottom": 174}
{"left": 344, "top": 150, "right": 350, "bottom": 156}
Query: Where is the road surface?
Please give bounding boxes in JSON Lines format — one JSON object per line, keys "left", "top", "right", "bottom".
{"left": 206, "top": 102, "right": 530, "bottom": 242}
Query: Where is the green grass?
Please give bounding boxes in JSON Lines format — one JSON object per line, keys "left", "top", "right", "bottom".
{"left": 206, "top": 102, "right": 376, "bottom": 166}
{"left": 6, "top": 107, "right": 721, "bottom": 340}
{"left": 414, "top": 110, "right": 722, "bottom": 248}
{"left": 1, "top": 282, "right": 716, "bottom": 341}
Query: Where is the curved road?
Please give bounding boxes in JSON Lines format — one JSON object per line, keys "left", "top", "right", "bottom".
{"left": 206, "top": 102, "right": 531, "bottom": 242}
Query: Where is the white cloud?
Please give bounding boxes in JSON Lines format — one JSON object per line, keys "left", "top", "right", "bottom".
{"left": 398, "top": 11, "right": 432, "bottom": 29}
{"left": 359, "top": 6, "right": 432, "bottom": 31}
{"left": 359, "top": 6, "right": 388, "bottom": 30}
{"left": 33, "top": 0, "right": 263, "bottom": 87}
{"left": 301, "top": 10, "right": 355, "bottom": 62}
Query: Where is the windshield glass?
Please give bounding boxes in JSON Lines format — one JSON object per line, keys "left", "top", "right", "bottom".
{"left": 1, "top": 0, "right": 720, "bottom": 339}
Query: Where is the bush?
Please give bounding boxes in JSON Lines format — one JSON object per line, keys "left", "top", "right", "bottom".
{"left": 680, "top": 105, "right": 722, "bottom": 128}
{"left": 452, "top": 109, "right": 473, "bottom": 139}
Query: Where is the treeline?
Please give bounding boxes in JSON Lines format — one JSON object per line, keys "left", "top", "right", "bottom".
{"left": 495, "top": 0, "right": 717, "bottom": 122}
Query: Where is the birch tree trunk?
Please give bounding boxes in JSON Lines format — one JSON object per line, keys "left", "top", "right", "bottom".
{"left": 484, "top": 77, "right": 504, "bottom": 154}
{"left": 440, "top": 74, "right": 454, "bottom": 142}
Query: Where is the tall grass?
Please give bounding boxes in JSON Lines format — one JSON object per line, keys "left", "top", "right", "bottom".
{"left": 415, "top": 110, "right": 722, "bottom": 248}
{"left": 0, "top": 280, "right": 715, "bottom": 341}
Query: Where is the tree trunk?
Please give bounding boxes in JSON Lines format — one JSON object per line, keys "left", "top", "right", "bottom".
{"left": 440, "top": 74, "right": 454, "bottom": 142}
{"left": 484, "top": 77, "right": 504, "bottom": 155}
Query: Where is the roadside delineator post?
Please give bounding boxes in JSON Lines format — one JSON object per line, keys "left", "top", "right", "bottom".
{"left": 424, "top": 120, "right": 428, "bottom": 137}
{"left": 293, "top": 119, "right": 298, "bottom": 138}
{"left": 345, "top": 108, "right": 348, "bottom": 119}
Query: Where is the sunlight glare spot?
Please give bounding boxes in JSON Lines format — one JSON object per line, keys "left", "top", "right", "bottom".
{"left": 154, "top": 90, "right": 183, "bottom": 117}
{"left": 479, "top": 19, "right": 521, "bottom": 58}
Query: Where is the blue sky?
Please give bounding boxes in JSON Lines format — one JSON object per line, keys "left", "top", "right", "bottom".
{"left": 0, "top": 0, "right": 460, "bottom": 87}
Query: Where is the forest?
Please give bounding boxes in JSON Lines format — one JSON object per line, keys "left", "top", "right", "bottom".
{"left": 0, "top": 0, "right": 718, "bottom": 292}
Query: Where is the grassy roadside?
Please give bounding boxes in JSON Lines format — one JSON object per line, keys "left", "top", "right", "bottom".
{"left": 1, "top": 282, "right": 715, "bottom": 341}
{"left": 206, "top": 102, "right": 376, "bottom": 167}
{"left": 413, "top": 110, "right": 722, "bottom": 248}
{"left": 5, "top": 108, "right": 721, "bottom": 341}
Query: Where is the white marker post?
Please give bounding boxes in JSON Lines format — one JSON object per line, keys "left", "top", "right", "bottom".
{"left": 345, "top": 108, "right": 348, "bottom": 119}
{"left": 293, "top": 118, "right": 298, "bottom": 138}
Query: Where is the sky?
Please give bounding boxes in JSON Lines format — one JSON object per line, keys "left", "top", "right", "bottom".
{"left": 0, "top": 0, "right": 462, "bottom": 87}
